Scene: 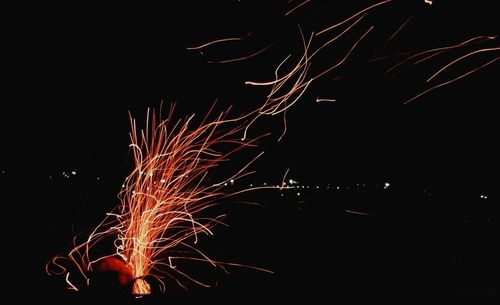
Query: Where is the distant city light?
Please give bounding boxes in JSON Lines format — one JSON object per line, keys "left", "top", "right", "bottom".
{"left": 71, "top": 170, "right": 77, "bottom": 175}
{"left": 384, "top": 182, "right": 390, "bottom": 189}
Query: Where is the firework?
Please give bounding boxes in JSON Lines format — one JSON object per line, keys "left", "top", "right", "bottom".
{"left": 46, "top": 103, "right": 276, "bottom": 296}
{"left": 46, "top": 1, "right": 497, "bottom": 298}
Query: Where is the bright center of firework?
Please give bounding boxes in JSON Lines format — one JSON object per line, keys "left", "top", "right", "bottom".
{"left": 133, "top": 278, "right": 151, "bottom": 296}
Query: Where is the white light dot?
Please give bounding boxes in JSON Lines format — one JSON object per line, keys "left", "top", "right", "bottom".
{"left": 71, "top": 171, "right": 77, "bottom": 175}
{"left": 230, "top": 179, "right": 234, "bottom": 184}
{"left": 297, "top": 192, "right": 301, "bottom": 196}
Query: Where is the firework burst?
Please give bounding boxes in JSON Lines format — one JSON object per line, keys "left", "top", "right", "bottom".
{"left": 47, "top": 103, "right": 274, "bottom": 295}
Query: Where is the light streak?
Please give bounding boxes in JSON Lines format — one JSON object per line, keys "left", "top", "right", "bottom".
{"left": 280, "top": 168, "right": 291, "bottom": 190}
{"left": 207, "top": 43, "right": 274, "bottom": 64}
{"left": 186, "top": 36, "right": 247, "bottom": 50}
{"left": 386, "top": 16, "right": 412, "bottom": 44}
{"left": 285, "top": 0, "right": 311, "bottom": 16}
{"left": 345, "top": 209, "right": 372, "bottom": 216}
{"left": 316, "top": 97, "right": 336, "bottom": 103}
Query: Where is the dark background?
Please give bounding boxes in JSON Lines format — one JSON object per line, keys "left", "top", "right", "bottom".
{"left": 2, "top": 0, "right": 497, "bottom": 302}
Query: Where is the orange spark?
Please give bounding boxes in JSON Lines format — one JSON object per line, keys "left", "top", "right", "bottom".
{"left": 285, "top": 0, "right": 311, "bottom": 16}
{"left": 186, "top": 36, "right": 247, "bottom": 50}
{"left": 345, "top": 209, "right": 372, "bottom": 216}
{"left": 316, "top": 97, "right": 336, "bottom": 103}
{"left": 207, "top": 43, "right": 274, "bottom": 64}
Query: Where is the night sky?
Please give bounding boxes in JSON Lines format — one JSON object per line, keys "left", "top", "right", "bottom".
{"left": 3, "top": 0, "right": 497, "bottom": 302}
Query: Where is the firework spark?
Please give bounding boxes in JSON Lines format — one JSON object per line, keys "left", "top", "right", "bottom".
{"left": 285, "top": 0, "right": 311, "bottom": 16}
{"left": 47, "top": 103, "right": 277, "bottom": 295}
{"left": 186, "top": 36, "right": 248, "bottom": 50}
